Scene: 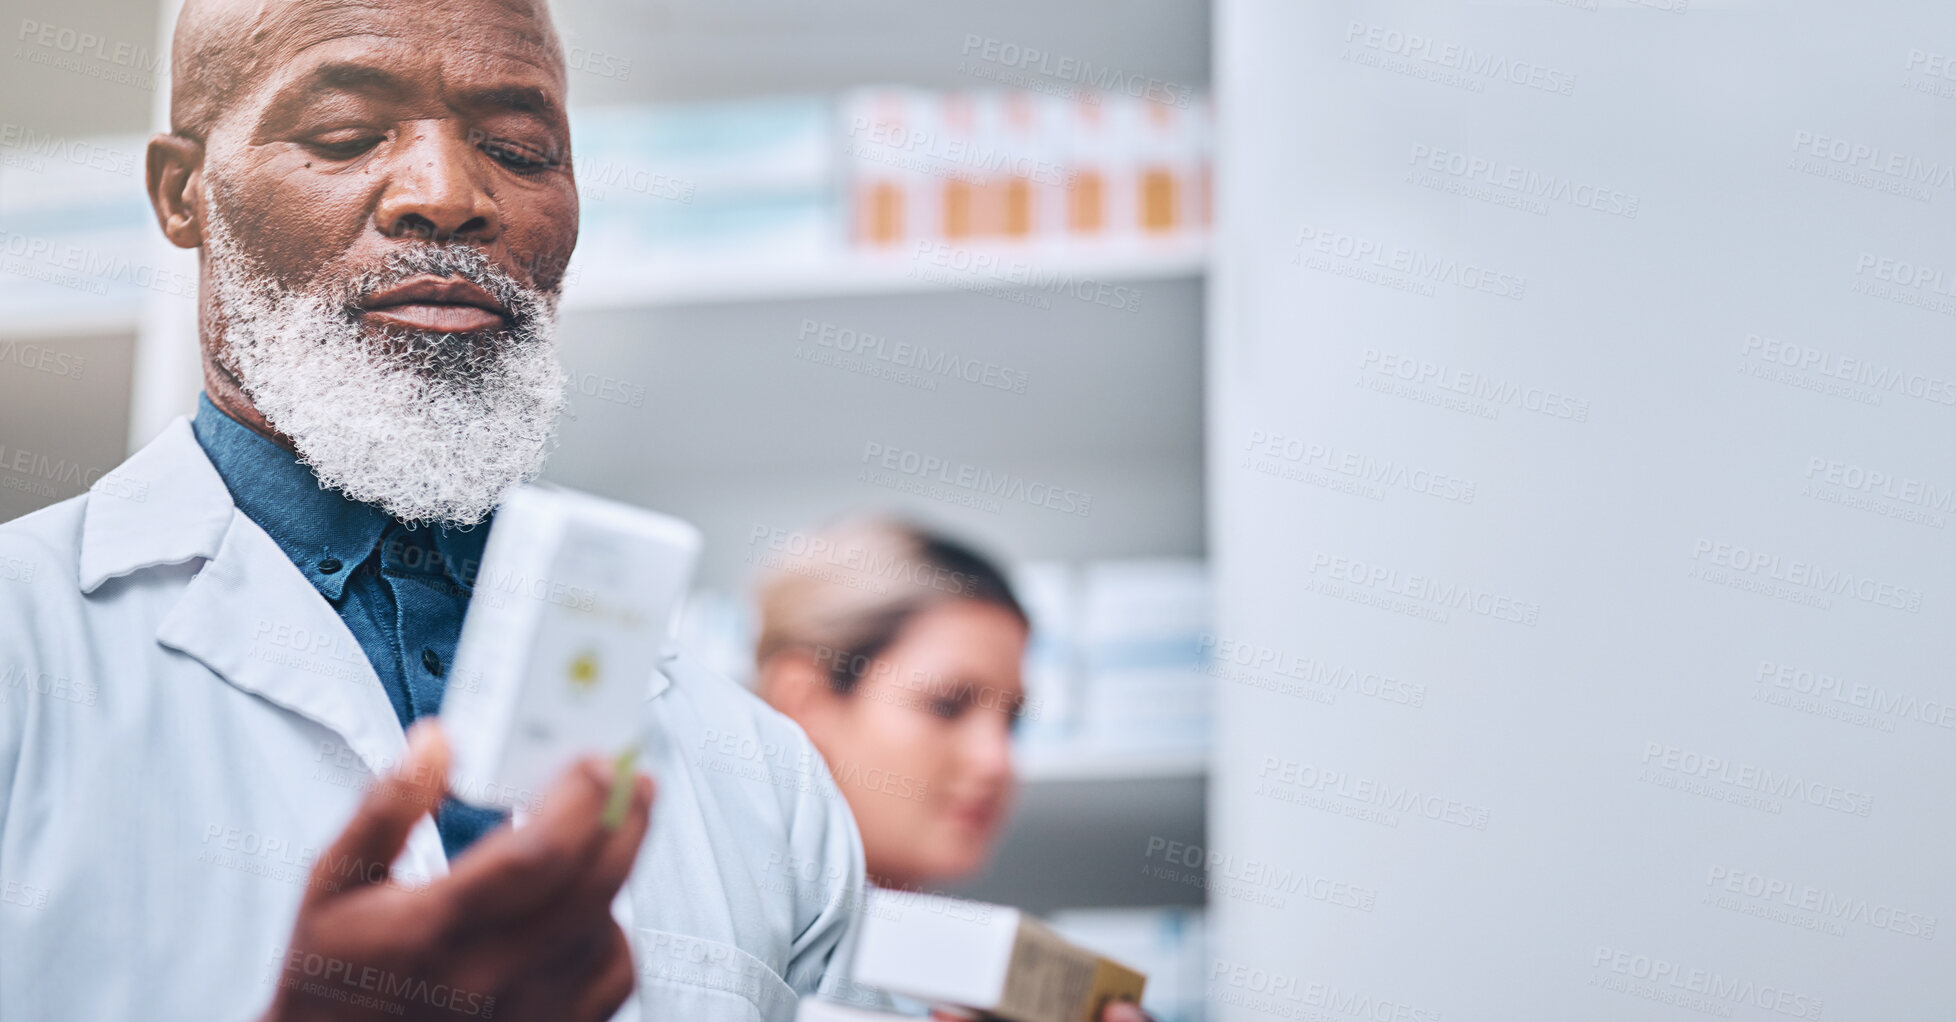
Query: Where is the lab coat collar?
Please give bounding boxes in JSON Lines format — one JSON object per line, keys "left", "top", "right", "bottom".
{"left": 77, "top": 417, "right": 671, "bottom": 750}
{"left": 188, "top": 394, "right": 493, "bottom": 602}
{"left": 77, "top": 417, "right": 425, "bottom": 792}
{"left": 79, "top": 416, "right": 233, "bottom": 593}
{"left": 156, "top": 510, "right": 416, "bottom": 784}
{"left": 190, "top": 393, "right": 390, "bottom": 603}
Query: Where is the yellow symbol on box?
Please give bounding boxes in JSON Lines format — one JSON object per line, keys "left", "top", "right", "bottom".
{"left": 567, "top": 650, "right": 601, "bottom": 691}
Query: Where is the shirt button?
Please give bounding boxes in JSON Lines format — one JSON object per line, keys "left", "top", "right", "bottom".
{"left": 317, "top": 557, "right": 343, "bottom": 575}
{"left": 422, "top": 648, "right": 444, "bottom": 677}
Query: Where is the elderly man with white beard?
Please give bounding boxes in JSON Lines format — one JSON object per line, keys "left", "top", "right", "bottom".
{"left": 0, "top": 0, "right": 882, "bottom": 1019}
{"left": 0, "top": 0, "right": 1166, "bottom": 1017}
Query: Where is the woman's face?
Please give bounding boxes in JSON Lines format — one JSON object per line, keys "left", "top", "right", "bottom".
{"left": 796, "top": 600, "right": 1028, "bottom": 889}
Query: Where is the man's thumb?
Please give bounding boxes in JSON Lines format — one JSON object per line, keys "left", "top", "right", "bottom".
{"left": 305, "top": 720, "right": 450, "bottom": 903}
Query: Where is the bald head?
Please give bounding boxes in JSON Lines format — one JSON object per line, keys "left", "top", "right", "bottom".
{"left": 168, "top": 0, "right": 567, "bottom": 141}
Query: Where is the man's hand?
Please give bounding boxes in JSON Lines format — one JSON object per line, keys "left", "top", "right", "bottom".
{"left": 260, "top": 721, "right": 654, "bottom": 1022}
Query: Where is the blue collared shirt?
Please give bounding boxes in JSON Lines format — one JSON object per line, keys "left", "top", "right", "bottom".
{"left": 190, "top": 392, "right": 504, "bottom": 857}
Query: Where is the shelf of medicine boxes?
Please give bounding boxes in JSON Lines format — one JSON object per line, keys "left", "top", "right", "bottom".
{"left": 558, "top": 234, "right": 1210, "bottom": 311}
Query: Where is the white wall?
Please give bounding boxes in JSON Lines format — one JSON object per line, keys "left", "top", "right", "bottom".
{"left": 1210, "top": 1, "right": 1956, "bottom": 1018}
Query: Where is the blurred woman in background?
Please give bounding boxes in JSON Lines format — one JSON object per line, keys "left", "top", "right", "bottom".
{"left": 753, "top": 517, "right": 1028, "bottom": 890}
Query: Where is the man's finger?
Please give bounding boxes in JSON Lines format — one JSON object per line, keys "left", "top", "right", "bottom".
{"left": 1101, "top": 1000, "right": 1152, "bottom": 1022}
{"left": 566, "top": 773, "right": 654, "bottom": 914}
{"left": 440, "top": 756, "right": 622, "bottom": 927}
{"left": 303, "top": 720, "right": 449, "bottom": 907}
{"left": 569, "top": 923, "right": 638, "bottom": 1022}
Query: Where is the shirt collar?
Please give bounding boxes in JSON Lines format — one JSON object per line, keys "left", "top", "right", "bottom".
{"left": 189, "top": 393, "right": 488, "bottom": 600}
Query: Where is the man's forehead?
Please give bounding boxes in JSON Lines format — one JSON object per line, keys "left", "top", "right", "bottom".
{"left": 197, "top": 0, "right": 564, "bottom": 112}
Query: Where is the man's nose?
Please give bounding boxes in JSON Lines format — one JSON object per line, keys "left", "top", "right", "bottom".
{"left": 374, "top": 122, "right": 501, "bottom": 243}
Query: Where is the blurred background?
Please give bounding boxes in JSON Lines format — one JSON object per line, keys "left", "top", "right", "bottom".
{"left": 0, "top": 0, "right": 1215, "bottom": 1017}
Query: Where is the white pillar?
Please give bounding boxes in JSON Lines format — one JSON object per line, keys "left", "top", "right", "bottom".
{"left": 1209, "top": 1, "right": 1956, "bottom": 1018}
{"left": 125, "top": 0, "right": 200, "bottom": 453}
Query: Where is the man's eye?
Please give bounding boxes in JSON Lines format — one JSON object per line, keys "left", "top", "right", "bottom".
{"left": 929, "top": 698, "right": 965, "bottom": 721}
{"left": 481, "top": 139, "right": 555, "bottom": 172}
{"left": 307, "top": 134, "right": 382, "bottom": 160}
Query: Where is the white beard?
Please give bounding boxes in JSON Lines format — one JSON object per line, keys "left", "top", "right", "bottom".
{"left": 204, "top": 211, "right": 567, "bottom": 528}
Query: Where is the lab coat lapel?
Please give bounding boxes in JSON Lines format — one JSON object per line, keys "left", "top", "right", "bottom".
{"left": 77, "top": 414, "right": 451, "bottom": 878}
{"left": 85, "top": 416, "right": 405, "bottom": 779}
{"left": 158, "top": 510, "right": 411, "bottom": 784}
{"left": 155, "top": 505, "right": 452, "bottom": 879}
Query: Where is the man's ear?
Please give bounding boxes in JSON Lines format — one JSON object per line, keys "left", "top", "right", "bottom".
{"left": 146, "top": 132, "right": 206, "bottom": 249}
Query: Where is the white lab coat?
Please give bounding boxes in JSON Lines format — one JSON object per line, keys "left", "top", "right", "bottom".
{"left": 0, "top": 417, "right": 868, "bottom": 1021}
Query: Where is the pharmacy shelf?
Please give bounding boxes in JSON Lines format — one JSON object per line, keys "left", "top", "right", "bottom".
{"left": 561, "top": 236, "right": 1209, "bottom": 310}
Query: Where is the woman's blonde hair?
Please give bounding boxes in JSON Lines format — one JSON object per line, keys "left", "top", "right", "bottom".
{"left": 753, "top": 517, "right": 1025, "bottom": 694}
